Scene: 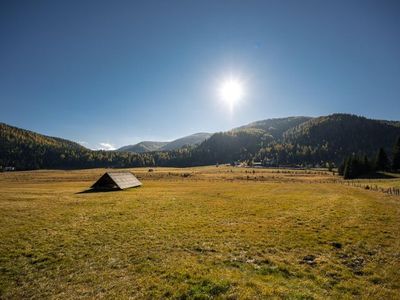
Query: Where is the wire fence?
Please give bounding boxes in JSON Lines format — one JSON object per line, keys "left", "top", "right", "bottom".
{"left": 339, "top": 180, "right": 400, "bottom": 196}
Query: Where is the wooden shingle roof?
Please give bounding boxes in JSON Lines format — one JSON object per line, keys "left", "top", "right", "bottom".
{"left": 91, "top": 171, "right": 142, "bottom": 190}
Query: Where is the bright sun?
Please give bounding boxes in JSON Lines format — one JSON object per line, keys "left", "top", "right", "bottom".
{"left": 219, "top": 79, "right": 244, "bottom": 110}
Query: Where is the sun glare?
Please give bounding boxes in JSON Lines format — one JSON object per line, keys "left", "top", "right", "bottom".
{"left": 219, "top": 78, "right": 244, "bottom": 110}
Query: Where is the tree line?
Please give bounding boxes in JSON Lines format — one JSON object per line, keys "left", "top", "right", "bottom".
{"left": 2, "top": 116, "right": 400, "bottom": 172}
{"left": 338, "top": 137, "right": 400, "bottom": 179}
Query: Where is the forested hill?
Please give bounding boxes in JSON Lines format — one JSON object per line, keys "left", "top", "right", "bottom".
{"left": 0, "top": 123, "right": 85, "bottom": 151}
{"left": 235, "top": 116, "right": 312, "bottom": 139}
{"left": 281, "top": 114, "right": 400, "bottom": 162}
{"left": 0, "top": 123, "right": 86, "bottom": 169}
{"left": 180, "top": 128, "right": 274, "bottom": 166}
{"left": 1, "top": 114, "right": 400, "bottom": 170}
{"left": 117, "top": 141, "right": 169, "bottom": 153}
{"left": 0, "top": 122, "right": 157, "bottom": 169}
{"left": 160, "top": 133, "right": 212, "bottom": 151}
{"left": 117, "top": 133, "right": 212, "bottom": 153}
{"left": 168, "top": 115, "right": 400, "bottom": 166}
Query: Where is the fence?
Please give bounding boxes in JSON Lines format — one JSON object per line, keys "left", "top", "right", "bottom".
{"left": 340, "top": 180, "right": 400, "bottom": 196}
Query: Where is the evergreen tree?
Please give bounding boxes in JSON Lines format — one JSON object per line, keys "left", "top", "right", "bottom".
{"left": 362, "top": 155, "right": 371, "bottom": 174}
{"left": 338, "top": 159, "right": 346, "bottom": 176}
{"left": 343, "top": 157, "right": 352, "bottom": 179}
{"left": 375, "top": 148, "right": 389, "bottom": 171}
{"left": 392, "top": 137, "right": 400, "bottom": 171}
{"left": 342, "top": 154, "right": 372, "bottom": 179}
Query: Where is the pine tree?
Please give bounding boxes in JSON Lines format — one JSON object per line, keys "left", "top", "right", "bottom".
{"left": 342, "top": 154, "right": 372, "bottom": 179}
{"left": 338, "top": 159, "right": 346, "bottom": 176}
{"left": 343, "top": 156, "right": 353, "bottom": 179}
{"left": 392, "top": 137, "right": 400, "bottom": 172}
{"left": 363, "top": 155, "right": 371, "bottom": 174}
{"left": 375, "top": 148, "right": 389, "bottom": 171}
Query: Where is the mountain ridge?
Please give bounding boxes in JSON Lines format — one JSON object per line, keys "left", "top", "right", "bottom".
{"left": 1, "top": 113, "right": 400, "bottom": 170}
{"left": 117, "top": 141, "right": 169, "bottom": 153}
{"left": 117, "top": 132, "right": 212, "bottom": 153}
{"left": 234, "top": 116, "right": 313, "bottom": 139}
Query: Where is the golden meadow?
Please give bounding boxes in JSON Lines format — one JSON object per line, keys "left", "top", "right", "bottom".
{"left": 1, "top": 166, "right": 399, "bottom": 299}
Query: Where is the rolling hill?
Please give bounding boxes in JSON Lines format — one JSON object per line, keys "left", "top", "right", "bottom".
{"left": 235, "top": 116, "right": 312, "bottom": 139}
{"left": 160, "top": 133, "right": 212, "bottom": 151}
{"left": 183, "top": 117, "right": 313, "bottom": 165}
{"left": 187, "top": 128, "right": 274, "bottom": 165}
{"left": 0, "top": 123, "right": 159, "bottom": 170}
{"left": 118, "top": 133, "right": 212, "bottom": 153}
{"left": 179, "top": 114, "right": 400, "bottom": 166}
{"left": 0, "top": 123, "right": 88, "bottom": 169}
{"left": 1, "top": 114, "right": 400, "bottom": 170}
{"left": 282, "top": 114, "right": 400, "bottom": 162}
{"left": 117, "top": 141, "right": 169, "bottom": 153}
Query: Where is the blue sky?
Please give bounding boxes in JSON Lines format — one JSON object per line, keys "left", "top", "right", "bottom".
{"left": 1, "top": 0, "right": 399, "bottom": 149}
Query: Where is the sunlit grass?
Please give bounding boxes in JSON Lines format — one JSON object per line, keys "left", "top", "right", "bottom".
{"left": 0, "top": 166, "right": 399, "bottom": 298}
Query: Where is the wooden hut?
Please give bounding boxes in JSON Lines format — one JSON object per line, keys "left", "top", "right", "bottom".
{"left": 91, "top": 172, "right": 142, "bottom": 190}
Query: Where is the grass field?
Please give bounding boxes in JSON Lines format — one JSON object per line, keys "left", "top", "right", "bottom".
{"left": 0, "top": 166, "right": 399, "bottom": 299}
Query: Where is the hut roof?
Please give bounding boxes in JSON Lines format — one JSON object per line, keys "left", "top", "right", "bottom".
{"left": 91, "top": 172, "right": 142, "bottom": 190}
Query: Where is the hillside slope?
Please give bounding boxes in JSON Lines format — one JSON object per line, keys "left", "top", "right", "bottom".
{"left": 186, "top": 128, "right": 273, "bottom": 165}
{"left": 118, "top": 133, "right": 212, "bottom": 153}
{"left": 185, "top": 114, "right": 400, "bottom": 166}
{"left": 0, "top": 123, "right": 88, "bottom": 169}
{"left": 0, "top": 123, "right": 156, "bottom": 170}
{"left": 160, "top": 133, "right": 212, "bottom": 151}
{"left": 235, "top": 116, "right": 312, "bottom": 139}
{"left": 182, "top": 117, "right": 313, "bottom": 165}
{"left": 282, "top": 114, "right": 400, "bottom": 162}
{"left": 2, "top": 114, "right": 400, "bottom": 169}
{"left": 117, "top": 141, "right": 168, "bottom": 153}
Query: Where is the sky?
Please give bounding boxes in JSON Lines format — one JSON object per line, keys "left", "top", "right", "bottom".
{"left": 1, "top": 0, "right": 400, "bottom": 150}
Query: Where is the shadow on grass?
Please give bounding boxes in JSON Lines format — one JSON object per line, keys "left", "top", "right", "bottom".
{"left": 358, "top": 172, "right": 398, "bottom": 179}
{"left": 76, "top": 188, "right": 120, "bottom": 194}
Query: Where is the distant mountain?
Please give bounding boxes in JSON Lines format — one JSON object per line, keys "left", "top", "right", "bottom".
{"left": 118, "top": 117, "right": 310, "bottom": 154}
{"left": 181, "top": 114, "right": 400, "bottom": 166}
{"left": 160, "top": 133, "right": 212, "bottom": 151}
{"left": 186, "top": 128, "right": 273, "bottom": 165}
{"left": 118, "top": 132, "right": 212, "bottom": 153}
{"left": 182, "top": 117, "right": 312, "bottom": 165}
{"left": 117, "top": 141, "right": 168, "bottom": 153}
{"left": 2, "top": 114, "right": 400, "bottom": 170}
{"left": 235, "top": 116, "right": 312, "bottom": 139}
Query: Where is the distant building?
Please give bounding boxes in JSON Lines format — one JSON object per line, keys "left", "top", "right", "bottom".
{"left": 3, "top": 166, "right": 15, "bottom": 171}
{"left": 91, "top": 172, "right": 142, "bottom": 190}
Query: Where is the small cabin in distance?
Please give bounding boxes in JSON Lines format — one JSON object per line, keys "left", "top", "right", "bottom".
{"left": 0, "top": 166, "right": 16, "bottom": 172}
{"left": 91, "top": 172, "right": 142, "bottom": 190}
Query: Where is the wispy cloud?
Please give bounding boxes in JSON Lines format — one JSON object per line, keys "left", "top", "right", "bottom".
{"left": 98, "top": 142, "right": 116, "bottom": 151}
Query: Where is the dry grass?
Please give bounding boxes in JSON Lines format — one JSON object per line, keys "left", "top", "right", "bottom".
{"left": 0, "top": 166, "right": 399, "bottom": 299}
